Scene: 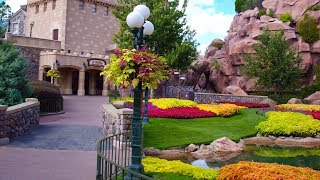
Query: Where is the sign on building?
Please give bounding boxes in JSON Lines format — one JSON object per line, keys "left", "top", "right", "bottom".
{"left": 87, "top": 58, "right": 106, "bottom": 67}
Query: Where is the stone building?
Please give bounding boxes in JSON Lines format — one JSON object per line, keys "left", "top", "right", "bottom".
{"left": 8, "top": 5, "right": 27, "bottom": 36}
{"left": 7, "top": 0, "right": 119, "bottom": 96}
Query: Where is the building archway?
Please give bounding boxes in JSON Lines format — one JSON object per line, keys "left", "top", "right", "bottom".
{"left": 85, "top": 69, "right": 103, "bottom": 95}
{"left": 57, "top": 67, "right": 80, "bottom": 95}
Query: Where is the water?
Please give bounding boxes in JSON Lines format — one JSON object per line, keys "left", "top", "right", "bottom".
{"left": 190, "top": 145, "right": 320, "bottom": 170}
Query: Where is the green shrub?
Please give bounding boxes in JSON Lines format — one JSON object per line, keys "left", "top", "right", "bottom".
{"left": 211, "top": 41, "right": 223, "bottom": 49}
{"left": 235, "top": 0, "right": 264, "bottom": 13}
{"left": 307, "top": 5, "right": 320, "bottom": 11}
{"left": 279, "top": 13, "right": 293, "bottom": 22}
{"left": 0, "top": 40, "right": 31, "bottom": 106}
{"left": 217, "top": 161, "right": 320, "bottom": 180}
{"left": 257, "top": 8, "right": 266, "bottom": 18}
{"left": 254, "top": 146, "right": 320, "bottom": 158}
{"left": 256, "top": 111, "right": 320, "bottom": 137}
{"left": 267, "top": 8, "right": 275, "bottom": 18}
{"left": 297, "top": 14, "right": 320, "bottom": 44}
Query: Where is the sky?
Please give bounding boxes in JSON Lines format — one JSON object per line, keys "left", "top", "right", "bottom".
{"left": 3, "top": 0, "right": 236, "bottom": 54}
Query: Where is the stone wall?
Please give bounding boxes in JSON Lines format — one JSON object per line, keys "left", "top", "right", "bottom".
{"left": 18, "top": 46, "right": 42, "bottom": 80}
{"left": 0, "top": 98, "right": 40, "bottom": 140}
{"left": 194, "top": 92, "right": 268, "bottom": 104}
{"left": 102, "top": 104, "right": 132, "bottom": 136}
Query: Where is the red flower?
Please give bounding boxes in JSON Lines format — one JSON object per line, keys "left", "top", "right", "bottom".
{"left": 306, "top": 111, "right": 320, "bottom": 120}
{"left": 148, "top": 107, "right": 216, "bottom": 119}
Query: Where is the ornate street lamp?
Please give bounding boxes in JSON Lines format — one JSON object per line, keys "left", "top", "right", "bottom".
{"left": 126, "top": 4, "right": 154, "bottom": 175}
{"left": 30, "top": 21, "right": 34, "bottom": 37}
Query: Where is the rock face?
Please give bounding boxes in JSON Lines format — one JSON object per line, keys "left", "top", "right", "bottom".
{"left": 191, "top": 137, "right": 243, "bottom": 160}
{"left": 304, "top": 91, "right": 320, "bottom": 102}
{"left": 185, "top": 0, "right": 320, "bottom": 93}
{"left": 222, "top": 85, "right": 248, "bottom": 96}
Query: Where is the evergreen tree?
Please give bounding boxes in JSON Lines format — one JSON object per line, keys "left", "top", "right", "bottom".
{"left": 242, "top": 30, "right": 302, "bottom": 93}
{"left": 113, "top": 0, "right": 198, "bottom": 71}
{"left": 0, "top": 1, "right": 11, "bottom": 27}
{"left": 0, "top": 40, "right": 31, "bottom": 106}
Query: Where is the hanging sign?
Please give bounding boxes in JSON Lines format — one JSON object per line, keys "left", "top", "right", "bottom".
{"left": 87, "top": 58, "right": 106, "bottom": 67}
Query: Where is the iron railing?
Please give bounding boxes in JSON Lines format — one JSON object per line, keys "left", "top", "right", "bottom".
{"left": 96, "top": 131, "right": 152, "bottom": 180}
{"left": 39, "top": 98, "right": 64, "bottom": 114}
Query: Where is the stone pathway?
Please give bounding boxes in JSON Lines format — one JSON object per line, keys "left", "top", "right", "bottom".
{"left": 0, "top": 96, "right": 108, "bottom": 180}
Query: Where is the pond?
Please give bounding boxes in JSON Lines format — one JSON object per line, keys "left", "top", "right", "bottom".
{"left": 190, "top": 145, "right": 320, "bottom": 170}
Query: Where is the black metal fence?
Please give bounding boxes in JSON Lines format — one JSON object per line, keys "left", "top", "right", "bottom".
{"left": 39, "top": 98, "right": 64, "bottom": 114}
{"left": 96, "top": 131, "right": 152, "bottom": 180}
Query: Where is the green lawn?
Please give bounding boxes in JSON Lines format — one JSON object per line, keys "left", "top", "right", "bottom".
{"left": 143, "top": 108, "right": 265, "bottom": 149}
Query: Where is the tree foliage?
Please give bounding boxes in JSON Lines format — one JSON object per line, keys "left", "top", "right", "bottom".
{"left": 242, "top": 30, "right": 302, "bottom": 93}
{"left": 235, "top": 0, "right": 263, "bottom": 13}
{"left": 113, "top": 0, "right": 198, "bottom": 71}
{"left": 0, "top": 40, "right": 31, "bottom": 106}
{"left": 0, "top": 1, "right": 11, "bottom": 27}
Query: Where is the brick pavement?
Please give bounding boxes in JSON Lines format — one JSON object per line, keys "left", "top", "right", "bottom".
{"left": 0, "top": 96, "right": 108, "bottom": 180}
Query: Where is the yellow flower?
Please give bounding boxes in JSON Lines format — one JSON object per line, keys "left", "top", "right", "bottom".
{"left": 150, "top": 98, "right": 197, "bottom": 109}
{"left": 275, "top": 104, "right": 320, "bottom": 111}
{"left": 142, "top": 157, "right": 217, "bottom": 179}
{"left": 196, "top": 103, "right": 240, "bottom": 117}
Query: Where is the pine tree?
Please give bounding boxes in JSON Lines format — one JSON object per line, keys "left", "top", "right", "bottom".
{"left": 0, "top": 40, "right": 31, "bottom": 106}
{"left": 242, "top": 30, "right": 302, "bottom": 93}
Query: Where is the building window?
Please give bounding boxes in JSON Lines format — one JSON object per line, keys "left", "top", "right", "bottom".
{"left": 79, "top": 0, "right": 84, "bottom": 10}
{"left": 53, "top": 29, "right": 59, "bottom": 40}
{"left": 12, "top": 23, "right": 19, "bottom": 34}
{"left": 68, "top": 50, "right": 71, "bottom": 53}
{"left": 104, "top": 7, "right": 109, "bottom": 16}
{"left": 44, "top": 2, "right": 47, "bottom": 12}
{"left": 36, "top": 5, "right": 39, "bottom": 14}
{"left": 52, "top": 0, "right": 56, "bottom": 10}
{"left": 92, "top": 4, "right": 97, "bottom": 13}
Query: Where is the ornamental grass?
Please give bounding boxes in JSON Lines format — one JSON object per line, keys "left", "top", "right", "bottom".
{"left": 196, "top": 103, "right": 240, "bottom": 117}
{"left": 256, "top": 111, "right": 320, "bottom": 137}
{"left": 149, "top": 98, "right": 197, "bottom": 109}
{"left": 142, "top": 157, "right": 218, "bottom": 179}
{"left": 217, "top": 161, "right": 320, "bottom": 180}
{"left": 275, "top": 104, "right": 320, "bottom": 112}
{"left": 148, "top": 107, "right": 216, "bottom": 119}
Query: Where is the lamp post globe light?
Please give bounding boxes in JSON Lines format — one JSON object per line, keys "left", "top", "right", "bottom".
{"left": 126, "top": 4, "right": 154, "bottom": 175}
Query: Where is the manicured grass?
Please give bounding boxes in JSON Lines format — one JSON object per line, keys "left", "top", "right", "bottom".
{"left": 148, "top": 173, "right": 194, "bottom": 180}
{"left": 143, "top": 109, "right": 265, "bottom": 149}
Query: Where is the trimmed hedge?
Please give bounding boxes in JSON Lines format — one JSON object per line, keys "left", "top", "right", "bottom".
{"left": 256, "top": 111, "right": 320, "bottom": 137}
{"left": 30, "top": 81, "right": 63, "bottom": 113}
{"left": 217, "top": 161, "right": 320, "bottom": 180}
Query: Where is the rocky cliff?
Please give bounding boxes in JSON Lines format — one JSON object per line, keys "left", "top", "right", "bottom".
{"left": 185, "top": 0, "right": 320, "bottom": 94}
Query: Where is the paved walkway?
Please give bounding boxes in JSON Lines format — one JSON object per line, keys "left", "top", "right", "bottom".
{"left": 0, "top": 96, "right": 108, "bottom": 180}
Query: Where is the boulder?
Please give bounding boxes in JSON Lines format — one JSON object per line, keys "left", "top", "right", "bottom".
{"left": 222, "top": 85, "right": 248, "bottom": 96}
{"left": 205, "top": 46, "right": 218, "bottom": 58}
{"left": 260, "top": 98, "right": 277, "bottom": 107}
{"left": 311, "top": 100, "right": 320, "bottom": 105}
{"left": 209, "top": 137, "right": 243, "bottom": 152}
{"left": 311, "top": 40, "right": 320, "bottom": 53}
{"left": 298, "top": 39, "right": 311, "bottom": 52}
{"left": 191, "top": 137, "right": 243, "bottom": 160}
{"left": 187, "top": 144, "right": 199, "bottom": 152}
{"left": 287, "top": 98, "right": 302, "bottom": 104}
{"left": 304, "top": 91, "right": 320, "bottom": 102}
{"left": 262, "top": 21, "right": 292, "bottom": 31}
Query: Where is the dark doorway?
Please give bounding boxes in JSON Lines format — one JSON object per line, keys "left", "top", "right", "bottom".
{"left": 44, "top": 67, "right": 51, "bottom": 82}
{"left": 85, "top": 71, "right": 89, "bottom": 95}
{"left": 72, "top": 70, "right": 79, "bottom": 95}
{"left": 84, "top": 70, "right": 103, "bottom": 95}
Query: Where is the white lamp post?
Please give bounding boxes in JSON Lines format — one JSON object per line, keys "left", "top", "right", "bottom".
{"left": 126, "top": 4, "right": 154, "bottom": 176}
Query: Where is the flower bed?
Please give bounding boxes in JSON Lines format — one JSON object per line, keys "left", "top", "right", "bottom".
{"left": 221, "top": 102, "right": 269, "bottom": 108}
{"left": 217, "top": 161, "right": 320, "bottom": 180}
{"left": 275, "top": 104, "right": 320, "bottom": 112}
{"left": 148, "top": 107, "right": 216, "bottom": 119}
{"left": 149, "top": 98, "right": 197, "bottom": 109}
{"left": 307, "top": 111, "right": 320, "bottom": 120}
{"left": 256, "top": 111, "right": 320, "bottom": 137}
{"left": 142, "top": 157, "right": 218, "bottom": 180}
{"left": 196, "top": 103, "right": 240, "bottom": 117}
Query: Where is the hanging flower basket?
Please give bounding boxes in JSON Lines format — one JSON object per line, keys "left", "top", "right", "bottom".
{"left": 101, "top": 49, "right": 171, "bottom": 89}
{"left": 46, "top": 69, "right": 61, "bottom": 79}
